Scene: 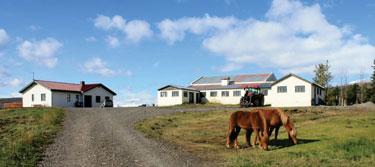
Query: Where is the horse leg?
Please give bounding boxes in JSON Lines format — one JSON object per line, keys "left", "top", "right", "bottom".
{"left": 234, "top": 127, "right": 241, "bottom": 149}
{"left": 275, "top": 126, "right": 280, "bottom": 141}
{"left": 226, "top": 124, "right": 235, "bottom": 148}
{"left": 252, "top": 129, "right": 259, "bottom": 148}
{"left": 246, "top": 129, "right": 253, "bottom": 147}
{"left": 269, "top": 127, "right": 274, "bottom": 139}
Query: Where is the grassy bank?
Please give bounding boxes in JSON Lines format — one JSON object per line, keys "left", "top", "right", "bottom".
{"left": 0, "top": 108, "right": 64, "bottom": 166}
{"left": 136, "top": 107, "right": 375, "bottom": 166}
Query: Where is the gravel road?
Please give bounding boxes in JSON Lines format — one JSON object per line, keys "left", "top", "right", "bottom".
{"left": 39, "top": 107, "right": 239, "bottom": 167}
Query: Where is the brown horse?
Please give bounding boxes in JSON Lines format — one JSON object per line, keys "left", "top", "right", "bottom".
{"left": 250, "top": 108, "right": 297, "bottom": 145}
{"left": 226, "top": 111, "right": 269, "bottom": 150}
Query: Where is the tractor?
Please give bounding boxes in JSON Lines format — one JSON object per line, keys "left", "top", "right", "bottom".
{"left": 240, "top": 86, "right": 264, "bottom": 107}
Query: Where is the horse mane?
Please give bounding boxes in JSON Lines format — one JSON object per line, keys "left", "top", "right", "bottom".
{"left": 277, "top": 108, "right": 289, "bottom": 125}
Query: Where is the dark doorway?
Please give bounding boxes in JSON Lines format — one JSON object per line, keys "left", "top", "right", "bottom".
{"left": 189, "top": 92, "right": 194, "bottom": 103}
{"left": 196, "top": 93, "right": 200, "bottom": 103}
{"left": 84, "top": 95, "right": 92, "bottom": 107}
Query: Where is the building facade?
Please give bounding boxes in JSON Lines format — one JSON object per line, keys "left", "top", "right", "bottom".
{"left": 19, "top": 80, "right": 116, "bottom": 108}
{"left": 157, "top": 73, "right": 326, "bottom": 107}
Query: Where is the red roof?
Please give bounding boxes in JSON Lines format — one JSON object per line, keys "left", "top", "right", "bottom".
{"left": 19, "top": 80, "right": 116, "bottom": 95}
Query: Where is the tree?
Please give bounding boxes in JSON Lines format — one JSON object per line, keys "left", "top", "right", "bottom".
{"left": 346, "top": 84, "right": 359, "bottom": 105}
{"left": 313, "top": 60, "right": 333, "bottom": 87}
{"left": 314, "top": 60, "right": 333, "bottom": 105}
{"left": 371, "top": 59, "right": 375, "bottom": 103}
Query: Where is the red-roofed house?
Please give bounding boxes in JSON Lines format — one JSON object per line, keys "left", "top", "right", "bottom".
{"left": 19, "top": 80, "right": 116, "bottom": 107}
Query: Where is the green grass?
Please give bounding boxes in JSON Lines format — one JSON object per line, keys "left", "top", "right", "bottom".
{"left": 136, "top": 107, "right": 375, "bottom": 166}
{"left": 0, "top": 108, "right": 64, "bottom": 167}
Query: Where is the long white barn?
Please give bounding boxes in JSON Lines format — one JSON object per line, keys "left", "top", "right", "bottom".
{"left": 19, "top": 80, "right": 116, "bottom": 108}
{"left": 157, "top": 73, "right": 325, "bottom": 107}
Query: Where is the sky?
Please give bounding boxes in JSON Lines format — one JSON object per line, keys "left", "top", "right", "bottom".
{"left": 0, "top": 0, "right": 374, "bottom": 106}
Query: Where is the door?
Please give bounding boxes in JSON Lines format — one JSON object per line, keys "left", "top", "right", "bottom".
{"left": 84, "top": 95, "right": 92, "bottom": 107}
{"left": 189, "top": 92, "right": 194, "bottom": 103}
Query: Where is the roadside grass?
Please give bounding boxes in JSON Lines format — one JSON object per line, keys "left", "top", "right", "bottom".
{"left": 0, "top": 108, "right": 64, "bottom": 166}
{"left": 136, "top": 107, "right": 375, "bottom": 166}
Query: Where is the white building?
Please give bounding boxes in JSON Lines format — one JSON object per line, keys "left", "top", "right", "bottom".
{"left": 157, "top": 73, "right": 325, "bottom": 107}
{"left": 157, "top": 85, "right": 200, "bottom": 107}
{"left": 19, "top": 80, "right": 116, "bottom": 107}
{"left": 267, "top": 73, "right": 325, "bottom": 107}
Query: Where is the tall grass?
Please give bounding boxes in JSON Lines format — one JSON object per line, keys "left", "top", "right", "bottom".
{"left": 0, "top": 108, "right": 64, "bottom": 166}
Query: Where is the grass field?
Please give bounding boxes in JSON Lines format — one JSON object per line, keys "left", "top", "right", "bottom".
{"left": 136, "top": 107, "right": 375, "bottom": 166}
{"left": 0, "top": 108, "right": 64, "bottom": 167}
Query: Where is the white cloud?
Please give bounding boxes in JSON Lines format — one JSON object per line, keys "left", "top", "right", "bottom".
{"left": 85, "top": 36, "right": 97, "bottom": 42}
{"left": 29, "top": 25, "right": 41, "bottom": 31}
{"left": 17, "top": 38, "right": 63, "bottom": 68}
{"left": 115, "top": 88, "right": 155, "bottom": 107}
{"left": 123, "top": 20, "right": 153, "bottom": 42}
{"left": 93, "top": 15, "right": 153, "bottom": 43}
{"left": 0, "top": 28, "right": 9, "bottom": 47}
{"left": 158, "top": 14, "right": 238, "bottom": 44}
{"left": 0, "top": 78, "right": 22, "bottom": 88}
{"left": 105, "top": 35, "right": 120, "bottom": 48}
{"left": 83, "top": 57, "right": 116, "bottom": 76}
{"left": 159, "top": 0, "right": 375, "bottom": 76}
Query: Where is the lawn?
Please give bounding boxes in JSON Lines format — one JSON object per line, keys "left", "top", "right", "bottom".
{"left": 136, "top": 107, "right": 375, "bottom": 166}
{"left": 0, "top": 108, "right": 64, "bottom": 167}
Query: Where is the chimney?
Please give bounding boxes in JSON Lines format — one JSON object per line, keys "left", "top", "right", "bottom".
{"left": 221, "top": 77, "right": 230, "bottom": 86}
{"left": 80, "top": 81, "right": 85, "bottom": 88}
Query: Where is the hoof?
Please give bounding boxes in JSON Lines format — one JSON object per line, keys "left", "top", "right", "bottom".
{"left": 226, "top": 144, "right": 232, "bottom": 148}
{"left": 234, "top": 145, "right": 240, "bottom": 149}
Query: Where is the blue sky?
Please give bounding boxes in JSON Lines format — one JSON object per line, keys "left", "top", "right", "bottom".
{"left": 0, "top": 0, "right": 374, "bottom": 106}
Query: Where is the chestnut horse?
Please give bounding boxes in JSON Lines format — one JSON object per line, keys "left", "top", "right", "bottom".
{"left": 226, "top": 111, "right": 269, "bottom": 150}
{"left": 250, "top": 108, "right": 297, "bottom": 145}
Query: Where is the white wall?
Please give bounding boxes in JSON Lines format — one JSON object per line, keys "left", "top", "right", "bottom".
{"left": 157, "top": 89, "right": 199, "bottom": 106}
{"left": 157, "top": 90, "right": 183, "bottom": 106}
{"left": 22, "top": 84, "right": 52, "bottom": 107}
{"left": 201, "top": 89, "right": 243, "bottom": 105}
{"left": 84, "top": 87, "right": 114, "bottom": 107}
{"left": 268, "top": 75, "right": 312, "bottom": 107}
{"left": 52, "top": 91, "right": 80, "bottom": 107}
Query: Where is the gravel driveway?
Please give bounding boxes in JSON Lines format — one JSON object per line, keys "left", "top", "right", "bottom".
{"left": 39, "top": 107, "right": 239, "bottom": 167}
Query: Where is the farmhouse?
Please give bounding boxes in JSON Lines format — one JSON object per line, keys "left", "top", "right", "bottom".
{"left": 19, "top": 80, "right": 116, "bottom": 108}
{"left": 157, "top": 73, "right": 325, "bottom": 107}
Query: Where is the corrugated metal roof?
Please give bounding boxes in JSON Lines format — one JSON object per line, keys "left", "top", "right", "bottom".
{"left": 158, "top": 85, "right": 199, "bottom": 91}
{"left": 192, "top": 73, "right": 274, "bottom": 84}
{"left": 190, "top": 83, "right": 272, "bottom": 90}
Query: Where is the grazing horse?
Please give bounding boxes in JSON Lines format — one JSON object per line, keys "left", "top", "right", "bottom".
{"left": 226, "top": 111, "right": 269, "bottom": 150}
{"left": 250, "top": 108, "right": 297, "bottom": 145}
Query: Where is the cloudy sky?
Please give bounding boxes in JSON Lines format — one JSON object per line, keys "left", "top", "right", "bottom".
{"left": 0, "top": 0, "right": 374, "bottom": 106}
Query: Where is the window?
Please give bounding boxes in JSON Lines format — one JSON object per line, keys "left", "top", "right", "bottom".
{"left": 221, "top": 91, "right": 229, "bottom": 97}
{"left": 32, "top": 94, "right": 34, "bottom": 102}
{"left": 317, "top": 88, "right": 322, "bottom": 95}
{"left": 105, "top": 96, "right": 110, "bottom": 100}
{"left": 277, "top": 86, "right": 287, "bottom": 93}
{"left": 210, "top": 91, "right": 217, "bottom": 97}
{"left": 183, "top": 91, "right": 188, "bottom": 97}
{"left": 96, "top": 96, "right": 101, "bottom": 103}
{"left": 233, "top": 91, "right": 241, "bottom": 97}
{"left": 262, "top": 89, "right": 268, "bottom": 96}
{"left": 67, "top": 94, "right": 71, "bottom": 102}
{"left": 172, "top": 91, "right": 179, "bottom": 97}
{"left": 295, "top": 85, "right": 305, "bottom": 93}
{"left": 76, "top": 95, "right": 80, "bottom": 101}
{"left": 160, "top": 91, "right": 167, "bottom": 97}
{"left": 41, "top": 93, "right": 46, "bottom": 101}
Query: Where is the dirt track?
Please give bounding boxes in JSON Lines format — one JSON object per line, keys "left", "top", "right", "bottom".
{"left": 39, "top": 107, "right": 239, "bottom": 167}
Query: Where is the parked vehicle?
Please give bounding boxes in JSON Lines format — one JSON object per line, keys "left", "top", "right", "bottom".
{"left": 100, "top": 97, "right": 113, "bottom": 108}
{"left": 240, "top": 86, "right": 264, "bottom": 107}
